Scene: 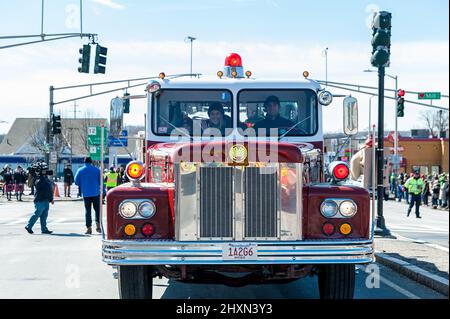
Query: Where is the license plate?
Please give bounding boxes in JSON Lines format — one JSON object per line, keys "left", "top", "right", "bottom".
{"left": 222, "top": 243, "right": 257, "bottom": 260}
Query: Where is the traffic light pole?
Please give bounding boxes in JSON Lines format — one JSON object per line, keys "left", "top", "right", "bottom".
{"left": 46, "top": 85, "right": 54, "bottom": 167}
{"left": 375, "top": 66, "right": 392, "bottom": 236}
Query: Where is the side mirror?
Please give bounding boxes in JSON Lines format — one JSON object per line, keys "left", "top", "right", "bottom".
{"left": 343, "top": 96, "right": 358, "bottom": 136}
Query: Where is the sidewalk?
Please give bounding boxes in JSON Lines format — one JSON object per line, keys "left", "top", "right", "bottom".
{"left": 375, "top": 236, "right": 449, "bottom": 296}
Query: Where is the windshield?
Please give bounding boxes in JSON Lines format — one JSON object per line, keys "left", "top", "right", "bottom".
{"left": 152, "top": 89, "right": 233, "bottom": 137}
{"left": 238, "top": 89, "right": 318, "bottom": 136}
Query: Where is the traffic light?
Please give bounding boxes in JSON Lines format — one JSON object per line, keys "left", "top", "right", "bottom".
{"left": 94, "top": 45, "right": 108, "bottom": 74}
{"left": 371, "top": 11, "right": 392, "bottom": 68}
{"left": 51, "top": 114, "right": 62, "bottom": 135}
{"left": 123, "top": 92, "right": 130, "bottom": 113}
{"left": 78, "top": 44, "right": 91, "bottom": 73}
{"left": 396, "top": 89, "right": 405, "bottom": 117}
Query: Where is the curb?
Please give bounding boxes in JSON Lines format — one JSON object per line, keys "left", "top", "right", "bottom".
{"left": 375, "top": 252, "right": 449, "bottom": 296}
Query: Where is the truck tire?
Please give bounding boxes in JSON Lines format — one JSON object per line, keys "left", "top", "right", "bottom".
{"left": 118, "top": 265, "right": 154, "bottom": 299}
{"left": 318, "top": 264, "right": 355, "bottom": 299}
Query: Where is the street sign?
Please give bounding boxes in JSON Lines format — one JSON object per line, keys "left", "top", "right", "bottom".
{"left": 418, "top": 92, "right": 441, "bottom": 100}
{"left": 89, "top": 145, "right": 102, "bottom": 161}
{"left": 108, "top": 129, "right": 128, "bottom": 147}
{"left": 391, "top": 155, "right": 402, "bottom": 165}
{"left": 87, "top": 126, "right": 107, "bottom": 146}
{"left": 50, "top": 151, "right": 57, "bottom": 164}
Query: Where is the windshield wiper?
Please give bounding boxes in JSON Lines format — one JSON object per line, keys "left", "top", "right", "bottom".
{"left": 278, "top": 116, "right": 312, "bottom": 141}
{"left": 159, "top": 116, "right": 193, "bottom": 141}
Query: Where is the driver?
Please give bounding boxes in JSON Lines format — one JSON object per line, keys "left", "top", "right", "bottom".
{"left": 253, "top": 95, "right": 295, "bottom": 132}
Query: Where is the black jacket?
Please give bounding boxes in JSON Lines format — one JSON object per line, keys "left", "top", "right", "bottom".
{"left": 14, "top": 171, "right": 27, "bottom": 184}
{"left": 34, "top": 175, "right": 54, "bottom": 203}
{"left": 63, "top": 168, "right": 74, "bottom": 184}
{"left": 253, "top": 115, "right": 295, "bottom": 130}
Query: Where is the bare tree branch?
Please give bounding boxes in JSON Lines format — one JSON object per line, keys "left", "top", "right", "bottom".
{"left": 420, "top": 110, "right": 436, "bottom": 137}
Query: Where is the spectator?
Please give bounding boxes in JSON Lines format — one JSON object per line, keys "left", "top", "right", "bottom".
{"left": 63, "top": 164, "right": 74, "bottom": 197}
{"left": 2, "top": 165, "right": 14, "bottom": 201}
{"left": 397, "top": 173, "right": 405, "bottom": 202}
{"left": 421, "top": 175, "right": 431, "bottom": 207}
{"left": 25, "top": 162, "right": 54, "bottom": 234}
{"left": 75, "top": 157, "right": 101, "bottom": 234}
{"left": 440, "top": 174, "right": 448, "bottom": 209}
{"left": 431, "top": 175, "right": 440, "bottom": 209}
{"left": 13, "top": 165, "right": 27, "bottom": 201}
{"left": 104, "top": 166, "right": 119, "bottom": 191}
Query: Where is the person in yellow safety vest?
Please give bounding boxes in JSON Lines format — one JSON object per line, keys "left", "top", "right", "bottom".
{"left": 105, "top": 166, "right": 119, "bottom": 191}
{"left": 404, "top": 170, "right": 425, "bottom": 218}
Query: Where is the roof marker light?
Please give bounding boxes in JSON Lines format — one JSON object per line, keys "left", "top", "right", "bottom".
{"left": 245, "top": 70, "right": 252, "bottom": 78}
{"left": 159, "top": 72, "right": 166, "bottom": 79}
{"left": 217, "top": 70, "right": 224, "bottom": 78}
{"left": 303, "top": 71, "right": 310, "bottom": 78}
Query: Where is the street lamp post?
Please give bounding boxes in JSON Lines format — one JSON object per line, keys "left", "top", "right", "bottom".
{"left": 322, "top": 48, "right": 328, "bottom": 87}
{"left": 185, "top": 36, "right": 197, "bottom": 76}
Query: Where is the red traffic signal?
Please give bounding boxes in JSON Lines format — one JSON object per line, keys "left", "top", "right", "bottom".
{"left": 397, "top": 89, "right": 405, "bottom": 97}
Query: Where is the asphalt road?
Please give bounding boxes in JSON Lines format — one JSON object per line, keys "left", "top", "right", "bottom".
{"left": 381, "top": 199, "right": 449, "bottom": 249}
{"left": 0, "top": 200, "right": 446, "bottom": 299}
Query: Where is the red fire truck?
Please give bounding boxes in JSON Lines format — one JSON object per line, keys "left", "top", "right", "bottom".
{"left": 102, "top": 53, "right": 374, "bottom": 299}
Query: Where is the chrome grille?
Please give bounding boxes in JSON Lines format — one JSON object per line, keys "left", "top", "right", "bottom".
{"left": 199, "top": 167, "right": 233, "bottom": 238}
{"left": 176, "top": 162, "right": 302, "bottom": 241}
{"left": 244, "top": 167, "right": 278, "bottom": 238}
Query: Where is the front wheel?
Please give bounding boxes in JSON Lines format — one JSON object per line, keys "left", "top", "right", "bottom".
{"left": 118, "top": 265, "right": 154, "bottom": 299}
{"left": 318, "top": 264, "right": 355, "bottom": 299}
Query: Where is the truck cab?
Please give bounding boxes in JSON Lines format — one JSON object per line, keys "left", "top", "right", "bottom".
{"left": 102, "top": 53, "right": 374, "bottom": 299}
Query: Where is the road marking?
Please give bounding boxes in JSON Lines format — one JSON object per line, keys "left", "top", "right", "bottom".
{"left": 359, "top": 265, "right": 420, "bottom": 299}
{"left": 391, "top": 233, "right": 449, "bottom": 252}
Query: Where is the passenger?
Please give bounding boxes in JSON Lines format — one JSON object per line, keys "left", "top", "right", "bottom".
{"left": 253, "top": 96, "right": 295, "bottom": 134}
{"left": 169, "top": 102, "right": 193, "bottom": 134}
{"left": 202, "top": 102, "right": 231, "bottom": 135}
{"left": 245, "top": 104, "right": 264, "bottom": 126}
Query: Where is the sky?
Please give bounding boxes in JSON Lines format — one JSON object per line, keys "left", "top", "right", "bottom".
{"left": 0, "top": 0, "right": 448, "bottom": 135}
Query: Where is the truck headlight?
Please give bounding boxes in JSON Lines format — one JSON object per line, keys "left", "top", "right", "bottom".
{"left": 138, "top": 201, "right": 156, "bottom": 218}
{"left": 119, "top": 201, "right": 137, "bottom": 218}
{"left": 339, "top": 200, "right": 357, "bottom": 217}
{"left": 320, "top": 200, "right": 338, "bottom": 218}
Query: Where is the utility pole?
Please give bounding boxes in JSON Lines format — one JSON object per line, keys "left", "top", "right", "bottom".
{"left": 185, "top": 36, "right": 197, "bottom": 76}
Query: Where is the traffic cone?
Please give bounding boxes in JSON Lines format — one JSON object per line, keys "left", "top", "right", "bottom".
{"left": 53, "top": 182, "right": 60, "bottom": 198}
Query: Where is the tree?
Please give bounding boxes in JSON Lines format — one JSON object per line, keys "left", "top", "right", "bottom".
{"left": 420, "top": 111, "right": 436, "bottom": 137}
{"left": 420, "top": 110, "right": 449, "bottom": 138}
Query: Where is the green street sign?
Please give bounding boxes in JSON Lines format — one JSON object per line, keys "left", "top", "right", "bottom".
{"left": 87, "top": 126, "right": 107, "bottom": 146}
{"left": 418, "top": 92, "right": 441, "bottom": 100}
{"left": 88, "top": 145, "right": 102, "bottom": 161}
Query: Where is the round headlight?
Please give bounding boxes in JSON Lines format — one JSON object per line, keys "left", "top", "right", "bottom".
{"left": 320, "top": 200, "right": 338, "bottom": 218}
{"left": 339, "top": 200, "right": 357, "bottom": 217}
{"left": 138, "top": 201, "right": 156, "bottom": 218}
{"left": 318, "top": 90, "right": 333, "bottom": 106}
{"left": 119, "top": 201, "right": 137, "bottom": 218}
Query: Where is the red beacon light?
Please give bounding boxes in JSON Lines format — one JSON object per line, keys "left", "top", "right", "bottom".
{"left": 223, "top": 52, "right": 244, "bottom": 78}
{"left": 397, "top": 89, "right": 405, "bottom": 97}
{"left": 225, "top": 53, "right": 243, "bottom": 67}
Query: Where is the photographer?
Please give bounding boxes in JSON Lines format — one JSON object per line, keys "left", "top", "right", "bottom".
{"left": 25, "top": 162, "right": 54, "bottom": 234}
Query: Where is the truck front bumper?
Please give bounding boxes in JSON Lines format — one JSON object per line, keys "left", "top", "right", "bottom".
{"left": 102, "top": 239, "right": 374, "bottom": 266}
